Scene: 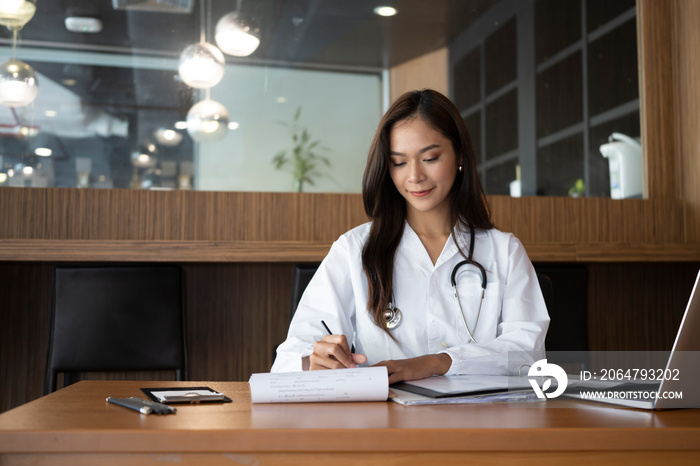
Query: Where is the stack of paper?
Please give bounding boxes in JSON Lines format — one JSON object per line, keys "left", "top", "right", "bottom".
{"left": 249, "top": 366, "right": 389, "bottom": 403}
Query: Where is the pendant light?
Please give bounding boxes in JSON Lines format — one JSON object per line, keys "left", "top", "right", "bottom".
{"left": 0, "top": 58, "right": 38, "bottom": 106}
{"left": 0, "top": 0, "right": 36, "bottom": 28}
{"left": 181, "top": 0, "right": 229, "bottom": 142}
{"left": 178, "top": 42, "right": 225, "bottom": 89}
{"left": 186, "top": 98, "right": 229, "bottom": 142}
{"left": 130, "top": 141, "right": 158, "bottom": 168}
{"left": 178, "top": 0, "right": 225, "bottom": 89}
{"left": 0, "top": 1, "right": 39, "bottom": 107}
{"left": 215, "top": 0, "right": 260, "bottom": 57}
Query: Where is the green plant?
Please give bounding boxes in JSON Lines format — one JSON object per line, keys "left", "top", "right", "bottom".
{"left": 272, "top": 107, "right": 331, "bottom": 192}
{"left": 568, "top": 178, "right": 585, "bottom": 197}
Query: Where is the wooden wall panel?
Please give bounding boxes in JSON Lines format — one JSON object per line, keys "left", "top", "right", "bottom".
{"left": 587, "top": 263, "right": 699, "bottom": 351}
{"left": 673, "top": 0, "right": 700, "bottom": 242}
{"left": 389, "top": 48, "right": 449, "bottom": 103}
{"left": 638, "top": 0, "right": 679, "bottom": 201}
{"left": 1, "top": 188, "right": 689, "bottom": 247}
{"left": 0, "top": 264, "right": 53, "bottom": 412}
{"left": 487, "top": 195, "right": 685, "bottom": 245}
{"left": 183, "top": 263, "right": 293, "bottom": 381}
{"left": 0, "top": 189, "right": 371, "bottom": 243}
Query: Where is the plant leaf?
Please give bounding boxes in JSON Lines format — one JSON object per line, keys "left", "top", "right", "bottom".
{"left": 271, "top": 106, "right": 333, "bottom": 187}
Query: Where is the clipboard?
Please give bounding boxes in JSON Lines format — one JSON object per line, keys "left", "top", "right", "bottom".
{"left": 390, "top": 375, "right": 533, "bottom": 398}
{"left": 141, "top": 386, "right": 232, "bottom": 404}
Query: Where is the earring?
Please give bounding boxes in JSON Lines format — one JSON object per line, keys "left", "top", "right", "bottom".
{"left": 458, "top": 165, "right": 463, "bottom": 172}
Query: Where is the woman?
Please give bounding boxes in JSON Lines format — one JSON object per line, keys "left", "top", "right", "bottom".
{"left": 271, "top": 89, "right": 549, "bottom": 383}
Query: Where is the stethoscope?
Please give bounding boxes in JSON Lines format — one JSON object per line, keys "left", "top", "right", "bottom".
{"left": 382, "top": 226, "right": 487, "bottom": 344}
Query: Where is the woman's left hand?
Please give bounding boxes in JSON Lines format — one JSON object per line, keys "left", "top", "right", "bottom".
{"left": 373, "top": 353, "right": 452, "bottom": 384}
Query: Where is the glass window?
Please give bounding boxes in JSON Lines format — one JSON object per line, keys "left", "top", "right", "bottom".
{"left": 537, "top": 134, "right": 584, "bottom": 196}
{"left": 536, "top": 51, "right": 583, "bottom": 139}
{"left": 0, "top": 0, "right": 384, "bottom": 192}
{"left": 450, "top": 0, "right": 640, "bottom": 198}
{"left": 0, "top": 0, "right": 641, "bottom": 198}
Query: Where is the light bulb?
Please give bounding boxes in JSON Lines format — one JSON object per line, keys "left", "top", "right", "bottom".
{"left": 154, "top": 128, "right": 183, "bottom": 146}
{"left": 178, "top": 42, "right": 225, "bottom": 89}
{"left": 215, "top": 12, "right": 260, "bottom": 57}
{"left": 35, "top": 147, "right": 52, "bottom": 157}
{"left": 0, "top": 0, "right": 36, "bottom": 29}
{"left": 130, "top": 151, "right": 156, "bottom": 168}
{"left": 186, "top": 99, "right": 229, "bottom": 142}
{"left": 373, "top": 6, "right": 398, "bottom": 17}
{"left": 0, "top": 59, "right": 39, "bottom": 107}
{"left": 0, "top": 0, "right": 25, "bottom": 10}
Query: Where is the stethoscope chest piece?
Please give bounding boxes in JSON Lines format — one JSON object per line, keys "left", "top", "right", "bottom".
{"left": 383, "top": 302, "right": 402, "bottom": 329}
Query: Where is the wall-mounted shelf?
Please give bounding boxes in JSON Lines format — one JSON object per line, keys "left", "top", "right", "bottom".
{"left": 1, "top": 239, "right": 698, "bottom": 263}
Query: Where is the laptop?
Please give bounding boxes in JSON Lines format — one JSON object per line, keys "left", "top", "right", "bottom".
{"left": 566, "top": 270, "right": 700, "bottom": 410}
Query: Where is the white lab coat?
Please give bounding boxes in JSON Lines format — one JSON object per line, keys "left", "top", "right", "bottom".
{"left": 271, "top": 221, "right": 550, "bottom": 375}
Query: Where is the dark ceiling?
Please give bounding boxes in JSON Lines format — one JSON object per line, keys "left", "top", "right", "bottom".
{"left": 6, "top": 0, "right": 498, "bottom": 69}
{"left": 1, "top": 0, "right": 499, "bottom": 179}
{"left": 1, "top": 0, "right": 499, "bottom": 131}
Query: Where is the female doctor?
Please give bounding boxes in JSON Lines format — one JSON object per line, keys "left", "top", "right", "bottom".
{"left": 271, "top": 89, "right": 549, "bottom": 383}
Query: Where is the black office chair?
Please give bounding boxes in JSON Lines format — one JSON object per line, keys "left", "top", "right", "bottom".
{"left": 45, "top": 264, "right": 187, "bottom": 394}
{"left": 536, "top": 273, "right": 554, "bottom": 315}
{"left": 289, "top": 263, "right": 321, "bottom": 323}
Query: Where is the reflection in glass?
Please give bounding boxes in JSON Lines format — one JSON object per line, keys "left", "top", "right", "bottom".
{"left": 0, "top": 0, "right": 641, "bottom": 198}
{"left": 215, "top": 12, "right": 260, "bottom": 57}
{"left": 186, "top": 99, "right": 229, "bottom": 143}
{"left": 0, "top": 0, "right": 36, "bottom": 29}
{"left": 450, "top": 0, "right": 640, "bottom": 198}
{"left": 178, "top": 42, "right": 225, "bottom": 89}
{"left": 598, "top": 133, "right": 642, "bottom": 199}
{"left": 537, "top": 134, "right": 584, "bottom": 196}
{"left": 0, "top": 58, "right": 38, "bottom": 107}
{"left": 588, "top": 112, "right": 640, "bottom": 197}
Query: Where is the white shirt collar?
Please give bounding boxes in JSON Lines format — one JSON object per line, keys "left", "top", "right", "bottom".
{"left": 402, "top": 221, "right": 460, "bottom": 270}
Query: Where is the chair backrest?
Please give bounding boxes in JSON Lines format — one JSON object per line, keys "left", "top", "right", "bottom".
{"left": 535, "top": 265, "right": 589, "bottom": 371}
{"left": 289, "top": 263, "right": 320, "bottom": 323}
{"left": 534, "top": 265, "right": 589, "bottom": 353}
{"left": 45, "top": 264, "right": 187, "bottom": 394}
{"left": 536, "top": 273, "right": 554, "bottom": 314}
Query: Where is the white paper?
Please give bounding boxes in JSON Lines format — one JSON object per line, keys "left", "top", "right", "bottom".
{"left": 249, "top": 367, "right": 389, "bottom": 403}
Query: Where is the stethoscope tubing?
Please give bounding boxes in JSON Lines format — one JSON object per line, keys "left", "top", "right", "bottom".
{"left": 450, "top": 226, "right": 487, "bottom": 344}
{"left": 386, "top": 226, "right": 488, "bottom": 344}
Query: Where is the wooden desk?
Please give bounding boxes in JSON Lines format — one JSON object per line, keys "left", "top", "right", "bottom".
{"left": 0, "top": 381, "right": 698, "bottom": 465}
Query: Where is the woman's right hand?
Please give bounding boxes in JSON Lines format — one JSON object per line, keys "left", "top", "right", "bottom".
{"left": 308, "top": 334, "right": 367, "bottom": 370}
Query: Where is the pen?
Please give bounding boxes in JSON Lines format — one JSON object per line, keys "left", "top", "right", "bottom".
{"left": 107, "top": 397, "right": 176, "bottom": 415}
{"left": 320, "top": 320, "right": 355, "bottom": 353}
{"left": 107, "top": 396, "right": 152, "bottom": 415}
{"left": 321, "top": 320, "right": 333, "bottom": 335}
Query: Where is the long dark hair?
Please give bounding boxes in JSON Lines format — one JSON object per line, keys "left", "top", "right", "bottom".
{"left": 361, "top": 89, "right": 493, "bottom": 334}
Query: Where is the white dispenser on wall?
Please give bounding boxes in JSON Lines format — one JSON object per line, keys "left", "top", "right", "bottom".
{"left": 599, "top": 132, "right": 643, "bottom": 199}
